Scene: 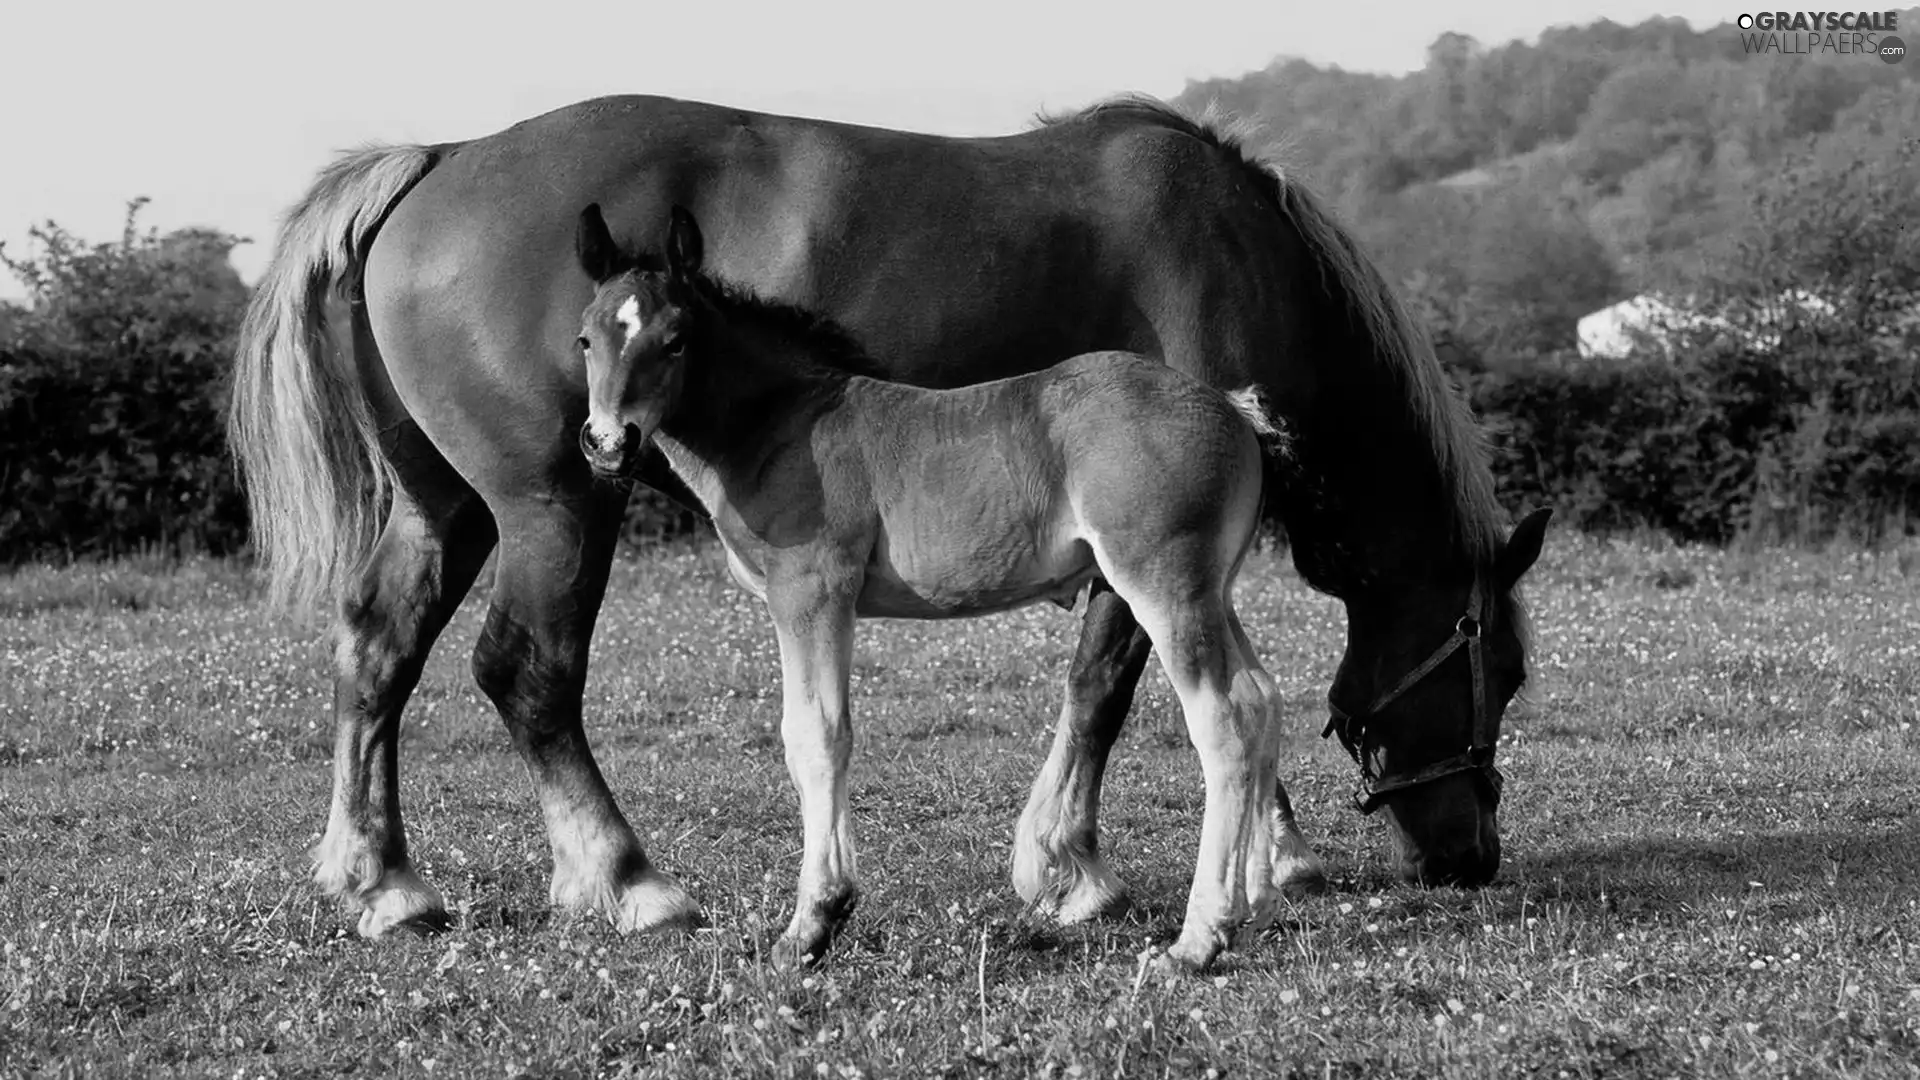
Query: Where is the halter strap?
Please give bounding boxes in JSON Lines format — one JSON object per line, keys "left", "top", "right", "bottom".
{"left": 1321, "top": 579, "right": 1503, "bottom": 815}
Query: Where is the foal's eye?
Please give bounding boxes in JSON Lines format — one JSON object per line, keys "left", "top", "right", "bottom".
{"left": 576, "top": 336, "right": 590, "bottom": 353}
{"left": 663, "top": 338, "right": 687, "bottom": 358}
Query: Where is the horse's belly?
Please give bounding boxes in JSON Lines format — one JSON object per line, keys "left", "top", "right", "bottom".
{"left": 855, "top": 526, "right": 1094, "bottom": 620}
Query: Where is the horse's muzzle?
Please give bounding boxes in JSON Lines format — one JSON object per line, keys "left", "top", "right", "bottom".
{"left": 579, "top": 421, "right": 642, "bottom": 477}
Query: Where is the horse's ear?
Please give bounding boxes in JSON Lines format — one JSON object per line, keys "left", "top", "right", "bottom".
{"left": 1496, "top": 507, "right": 1552, "bottom": 591}
{"left": 576, "top": 203, "right": 621, "bottom": 282}
{"left": 665, "top": 205, "right": 704, "bottom": 281}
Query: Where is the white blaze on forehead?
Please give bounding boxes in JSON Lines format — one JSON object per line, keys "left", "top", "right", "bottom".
{"left": 585, "top": 293, "right": 646, "bottom": 450}
{"left": 615, "top": 295, "right": 644, "bottom": 350}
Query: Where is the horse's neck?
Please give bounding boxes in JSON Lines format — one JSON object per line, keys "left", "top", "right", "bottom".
{"left": 1282, "top": 413, "right": 1475, "bottom": 598}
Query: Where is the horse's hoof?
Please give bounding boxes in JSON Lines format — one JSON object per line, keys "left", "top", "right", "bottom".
{"left": 610, "top": 869, "right": 704, "bottom": 935}
{"left": 1274, "top": 855, "right": 1330, "bottom": 896}
{"left": 353, "top": 864, "right": 448, "bottom": 938}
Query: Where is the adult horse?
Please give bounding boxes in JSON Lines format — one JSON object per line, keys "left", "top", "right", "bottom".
{"left": 230, "top": 92, "right": 1550, "bottom": 941}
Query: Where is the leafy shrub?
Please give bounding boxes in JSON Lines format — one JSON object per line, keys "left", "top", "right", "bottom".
{"left": 1461, "top": 131, "right": 1920, "bottom": 545}
{"left": 1468, "top": 337, "right": 1918, "bottom": 544}
{"left": 1, "top": 202, "right": 252, "bottom": 560}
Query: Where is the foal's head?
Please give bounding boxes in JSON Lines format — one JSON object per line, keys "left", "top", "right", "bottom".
{"left": 573, "top": 203, "right": 706, "bottom": 477}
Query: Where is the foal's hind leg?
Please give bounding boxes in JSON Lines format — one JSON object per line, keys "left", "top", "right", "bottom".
{"left": 314, "top": 434, "right": 496, "bottom": 937}
{"left": 1014, "top": 582, "right": 1150, "bottom": 923}
{"left": 1123, "top": 588, "right": 1287, "bottom": 972}
{"left": 471, "top": 493, "right": 699, "bottom": 933}
{"left": 1014, "top": 585, "right": 1324, "bottom": 926}
{"left": 1228, "top": 610, "right": 1326, "bottom": 893}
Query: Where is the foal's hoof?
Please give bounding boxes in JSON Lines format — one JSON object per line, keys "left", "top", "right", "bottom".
{"left": 770, "top": 890, "right": 859, "bottom": 971}
{"left": 1155, "top": 927, "right": 1229, "bottom": 977}
{"left": 361, "top": 907, "right": 453, "bottom": 938}
{"left": 770, "top": 933, "right": 830, "bottom": 972}
{"left": 1151, "top": 944, "right": 1217, "bottom": 979}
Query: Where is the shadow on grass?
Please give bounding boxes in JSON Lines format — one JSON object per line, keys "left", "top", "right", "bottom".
{"left": 1505, "top": 821, "right": 1919, "bottom": 916}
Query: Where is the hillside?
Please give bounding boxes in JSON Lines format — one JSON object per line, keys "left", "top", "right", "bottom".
{"left": 1172, "top": 12, "right": 1920, "bottom": 358}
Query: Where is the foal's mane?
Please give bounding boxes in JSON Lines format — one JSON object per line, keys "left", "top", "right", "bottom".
{"left": 682, "top": 269, "right": 889, "bottom": 382}
{"left": 1037, "top": 94, "right": 1509, "bottom": 577}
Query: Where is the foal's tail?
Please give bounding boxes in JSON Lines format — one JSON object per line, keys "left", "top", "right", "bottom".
{"left": 1224, "top": 385, "right": 1288, "bottom": 456}
{"left": 228, "top": 144, "right": 439, "bottom": 617}
{"left": 1226, "top": 384, "right": 1292, "bottom": 484}
{"left": 1225, "top": 386, "right": 1290, "bottom": 546}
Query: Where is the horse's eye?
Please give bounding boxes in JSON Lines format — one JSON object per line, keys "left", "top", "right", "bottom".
{"left": 576, "top": 336, "right": 590, "bottom": 353}
{"left": 663, "top": 338, "right": 687, "bottom": 357}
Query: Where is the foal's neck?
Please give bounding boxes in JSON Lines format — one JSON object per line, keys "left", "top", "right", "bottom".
{"left": 659, "top": 315, "right": 859, "bottom": 471}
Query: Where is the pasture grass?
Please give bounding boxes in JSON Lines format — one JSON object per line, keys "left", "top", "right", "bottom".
{"left": 2, "top": 534, "right": 1917, "bottom": 1078}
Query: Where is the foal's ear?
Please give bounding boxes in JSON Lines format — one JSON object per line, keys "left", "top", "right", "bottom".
{"left": 576, "top": 203, "right": 622, "bottom": 282}
{"left": 665, "top": 205, "right": 705, "bottom": 281}
{"left": 1496, "top": 507, "right": 1553, "bottom": 591}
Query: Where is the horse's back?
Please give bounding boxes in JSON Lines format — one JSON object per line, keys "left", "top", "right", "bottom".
{"left": 355, "top": 94, "right": 1304, "bottom": 497}
{"left": 366, "top": 95, "right": 1138, "bottom": 374}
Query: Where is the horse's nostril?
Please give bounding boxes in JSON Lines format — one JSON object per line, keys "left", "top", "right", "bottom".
{"left": 581, "top": 423, "right": 621, "bottom": 455}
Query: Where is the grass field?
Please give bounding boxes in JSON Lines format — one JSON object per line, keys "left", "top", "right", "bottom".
{"left": 2, "top": 533, "right": 1917, "bottom": 1078}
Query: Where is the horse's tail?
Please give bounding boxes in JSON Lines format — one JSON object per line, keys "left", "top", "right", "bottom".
{"left": 228, "top": 143, "right": 439, "bottom": 617}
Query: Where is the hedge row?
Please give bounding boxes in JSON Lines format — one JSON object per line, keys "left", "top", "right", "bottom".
{"left": 5, "top": 332, "right": 1913, "bottom": 565}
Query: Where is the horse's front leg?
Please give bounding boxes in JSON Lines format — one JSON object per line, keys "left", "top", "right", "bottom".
{"left": 1013, "top": 582, "right": 1151, "bottom": 923}
{"left": 765, "top": 572, "right": 860, "bottom": 969}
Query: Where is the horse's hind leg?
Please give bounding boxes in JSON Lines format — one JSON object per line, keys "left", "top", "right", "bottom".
{"left": 314, "top": 426, "right": 496, "bottom": 937}
{"left": 471, "top": 493, "right": 700, "bottom": 933}
{"left": 1013, "top": 581, "right": 1150, "bottom": 923}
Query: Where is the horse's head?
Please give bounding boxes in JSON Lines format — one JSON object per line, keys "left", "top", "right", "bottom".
{"left": 573, "top": 203, "right": 705, "bottom": 477}
{"left": 1327, "top": 507, "right": 1551, "bottom": 887}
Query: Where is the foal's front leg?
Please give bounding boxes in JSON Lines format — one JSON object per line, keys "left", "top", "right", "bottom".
{"left": 766, "top": 577, "right": 861, "bottom": 968}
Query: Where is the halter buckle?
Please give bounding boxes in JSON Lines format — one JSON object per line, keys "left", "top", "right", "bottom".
{"left": 1325, "top": 581, "right": 1502, "bottom": 815}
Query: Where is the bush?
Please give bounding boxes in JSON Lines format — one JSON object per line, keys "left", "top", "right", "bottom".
{"left": 1468, "top": 336, "right": 1919, "bottom": 544}
{"left": 1, "top": 202, "right": 252, "bottom": 561}
{"left": 1464, "top": 132, "right": 1920, "bottom": 545}
{"left": 0, "top": 201, "right": 703, "bottom": 564}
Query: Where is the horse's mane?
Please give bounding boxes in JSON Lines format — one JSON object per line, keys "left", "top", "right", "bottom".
{"left": 688, "top": 270, "right": 889, "bottom": 382}
{"left": 1038, "top": 93, "right": 1508, "bottom": 575}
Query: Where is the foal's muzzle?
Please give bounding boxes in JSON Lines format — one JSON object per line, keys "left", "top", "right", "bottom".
{"left": 579, "top": 421, "right": 643, "bottom": 477}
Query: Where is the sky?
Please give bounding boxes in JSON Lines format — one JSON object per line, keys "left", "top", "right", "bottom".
{"left": 0, "top": 0, "right": 1735, "bottom": 297}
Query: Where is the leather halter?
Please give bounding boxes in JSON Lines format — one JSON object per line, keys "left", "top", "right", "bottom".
{"left": 1321, "top": 578, "right": 1504, "bottom": 815}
